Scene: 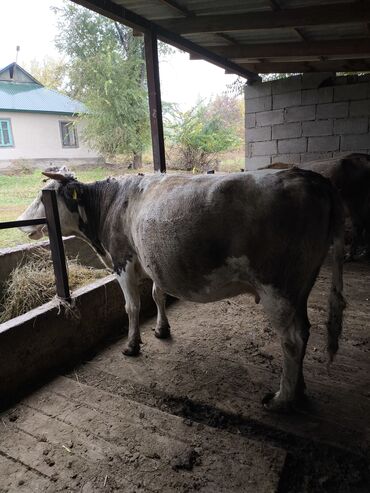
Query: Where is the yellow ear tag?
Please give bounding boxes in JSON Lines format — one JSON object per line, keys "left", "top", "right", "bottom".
{"left": 72, "top": 189, "right": 78, "bottom": 201}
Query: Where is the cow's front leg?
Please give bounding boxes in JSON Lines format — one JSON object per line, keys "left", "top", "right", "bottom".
{"left": 116, "top": 263, "right": 141, "bottom": 356}
{"left": 263, "top": 313, "right": 309, "bottom": 412}
{"left": 152, "top": 283, "right": 171, "bottom": 339}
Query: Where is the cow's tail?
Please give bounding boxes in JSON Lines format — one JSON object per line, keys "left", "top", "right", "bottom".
{"left": 327, "top": 185, "right": 346, "bottom": 363}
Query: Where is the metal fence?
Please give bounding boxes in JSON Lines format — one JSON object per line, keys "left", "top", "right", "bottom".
{"left": 0, "top": 189, "right": 71, "bottom": 301}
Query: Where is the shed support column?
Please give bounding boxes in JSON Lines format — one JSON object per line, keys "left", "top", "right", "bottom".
{"left": 144, "top": 29, "right": 166, "bottom": 172}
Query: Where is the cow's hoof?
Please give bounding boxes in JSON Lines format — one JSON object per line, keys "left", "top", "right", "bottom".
{"left": 154, "top": 325, "right": 171, "bottom": 339}
{"left": 262, "top": 392, "right": 293, "bottom": 413}
{"left": 122, "top": 344, "right": 140, "bottom": 356}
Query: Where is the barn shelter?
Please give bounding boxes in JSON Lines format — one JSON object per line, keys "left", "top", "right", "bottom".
{"left": 1, "top": 1, "right": 370, "bottom": 491}
{"left": 72, "top": 0, "right": 370, "bottom": 171}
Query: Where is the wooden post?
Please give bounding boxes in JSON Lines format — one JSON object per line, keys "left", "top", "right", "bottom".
{"left": 144, "top": 29, "right": 166, "bottom": 173}
{"left": 42, "top": 189, "right": 71, "bottom": 301}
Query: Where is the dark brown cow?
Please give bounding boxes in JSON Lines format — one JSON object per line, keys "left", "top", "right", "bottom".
{"left": 262, "top": 153, "right": 370, "bottom": 258}
{"left": 18, "top": 167, "right": 345, "bottom": 411}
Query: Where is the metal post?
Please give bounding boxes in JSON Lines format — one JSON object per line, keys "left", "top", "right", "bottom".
{"left": 42, "top": 189, "right": 71, "bottom": 301}
{"left": 144, "top": 29, "right": 166, "bottom": 173}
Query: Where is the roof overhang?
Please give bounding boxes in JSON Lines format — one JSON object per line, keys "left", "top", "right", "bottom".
{"left": 71, "top": 0, "right": 370, "bottom": 81}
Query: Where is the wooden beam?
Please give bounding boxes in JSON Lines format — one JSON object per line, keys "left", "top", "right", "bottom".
{"left": 156, "top": 3, "right": 370, "bottom": 34}
{"left": 42, "top": 189, "right": 71, "bottom": 301}
{"left": 190, "top": 38, "right": 370, "bottom": 61}
{"left": 144, "top": 30, "right": 166, "bottom": 173}
{"left": 71, "top": 0, "right": 260, "bottom": 81}
{"left": 215, "top": 33, "right": 240, "bottom": 45}
{"left": 238, "top": 59, "right": 370, "bottom": 73}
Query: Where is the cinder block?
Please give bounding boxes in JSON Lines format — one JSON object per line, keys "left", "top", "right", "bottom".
{"left": 245, "top": 81, "right": 272, "bottom": 99}
{"left": 246, "top": 113, "right": 256, "bottom": 129}
{"left": 273, "top": 90, "right": 301, "bottom": 110}
{"left": 302, "top": 120, "right": 333, "bottom": 137}
{"left": 272, "top": 122, "right": 301, "bottom": 139}
{"left": 256, "top": 109, "right": 284, "bottom": 127}
{"left": 301, "top": 89, "right": 317, "bottom": 105}
{"left": 308, "top": 135, "right": 340, "bottom": 152}
{"left": 245, "top": 156, "right": 271, "bottom": 170}
{"left": 318, "top": 87, "right": 334, "bottom": 104}
{"left": 334, "top": 83, "right": 368, "bottom": 102}
{"left": 341, "top": 134, "right": 370, "bottom": 151}
{"left": 285, "top": 105, "right": 316, "bottom": 122}
{"left": 301, "top": 73, "right": 334, "bottom": 89}
{"left": 272, "top": 154, "right": 301, "bottom": 164}
{"left": 247, "top": 126, "right": 271, "bottom": 142}
{"left": 251, "top": 140, "right": 277, "bottom": 156}
{"left": 332, "top": 151, "right": 358, "bottom": 159}
{"left": 278, "top": 138, "right": 307, "bottom": 154}
{"left": 301, "top": 88, "right": 333, "bottom": 105}
{"left": 272, "top": 76, "right": 302, "bottom": 95}
{"left": 301, "top": 152, "right": 333, "bottom": 162}
{"left": 247, "top": 96, "right": 272, "bottom": 113}
{"left": 333, "top": 117, "right": 368, "bottom": 135}
{"left": 317, "top": 102, "right": 348, "bottom": 119}
{"left": 333, "top": 76, "right": 348, "bottom": 86}
{"left": 349, "top": 99, "right": 370, "bottom": 117}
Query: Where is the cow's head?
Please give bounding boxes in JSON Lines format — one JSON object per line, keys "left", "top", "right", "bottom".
{"left": 18, "top": 167, "right": 85, "bottom": 240}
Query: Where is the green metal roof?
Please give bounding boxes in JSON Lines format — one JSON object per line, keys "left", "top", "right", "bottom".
{"left": 0, "top": 82, "right": 86, "bottom": 115}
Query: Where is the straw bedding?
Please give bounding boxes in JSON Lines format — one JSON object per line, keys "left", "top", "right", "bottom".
{"left": 0, "top": 248, "right": 107, "bottom": 323}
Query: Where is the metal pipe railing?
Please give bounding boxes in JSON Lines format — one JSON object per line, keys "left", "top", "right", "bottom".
{"left": 0, "top": 189, "right": 71, "bottom": 301}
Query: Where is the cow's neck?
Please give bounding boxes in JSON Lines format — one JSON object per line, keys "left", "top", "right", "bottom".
{"left": 78, "top": 180, "right": 115, "bottom": 257}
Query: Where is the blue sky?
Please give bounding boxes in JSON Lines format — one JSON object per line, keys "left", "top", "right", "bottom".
{"left": 0, "top": 0, "right": 240, "bottom": 108}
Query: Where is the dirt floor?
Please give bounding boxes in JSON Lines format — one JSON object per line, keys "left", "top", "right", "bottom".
{"left": 1, "top": 260, "right": 370, "bottom": 492}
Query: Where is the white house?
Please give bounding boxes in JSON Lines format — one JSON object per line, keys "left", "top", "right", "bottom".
{"left": 0, "top": 62, "right": 102, "bottom": 171}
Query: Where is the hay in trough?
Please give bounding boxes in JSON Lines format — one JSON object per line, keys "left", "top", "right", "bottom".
{"left": 0, "top": 248, "right": 107, "bottom": 323}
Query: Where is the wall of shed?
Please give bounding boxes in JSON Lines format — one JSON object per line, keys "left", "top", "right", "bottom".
{"left": 245, "top": 73, "right": 370, "bottom": 170}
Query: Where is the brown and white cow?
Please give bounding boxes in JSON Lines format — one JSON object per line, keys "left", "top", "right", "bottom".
{"left": 18, "top": 167, "right": 345, "bottom": 411}
{"left": 263, "top": 153, "right": 370, "bottom": 258}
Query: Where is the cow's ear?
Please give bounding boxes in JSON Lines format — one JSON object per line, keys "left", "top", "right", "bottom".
{"left": 64, "top": 182, "right": 83, "bottom": 203}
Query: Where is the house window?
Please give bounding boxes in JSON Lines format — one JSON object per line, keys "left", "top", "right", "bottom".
{"left": 60, "top": 121, "right": 78, "bottom": 148}
{"left": 0, "top": 119, "right": 13, "bottom": 147}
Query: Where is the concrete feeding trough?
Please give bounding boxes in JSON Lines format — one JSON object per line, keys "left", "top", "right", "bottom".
{"left": 0, "top": 237, "right": 155, "bottom": 406}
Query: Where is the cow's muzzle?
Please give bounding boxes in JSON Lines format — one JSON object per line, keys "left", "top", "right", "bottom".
{"left": 19, "top": 225, "right": 48, "bottom": 240}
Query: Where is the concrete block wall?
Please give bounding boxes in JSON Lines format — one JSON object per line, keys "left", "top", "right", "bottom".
{"left": 245, "top": 73, "right": 370, "bottom": 170}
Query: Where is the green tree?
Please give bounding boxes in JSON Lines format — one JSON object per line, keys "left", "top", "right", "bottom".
{"left": 53, "top": 2, "right": 151, "bottom": 165}
{"left": 165, "top": 98, "right": 242, "bottom": 172}
{"left": 26, "top": 56, "right": 67, "bottom": 92}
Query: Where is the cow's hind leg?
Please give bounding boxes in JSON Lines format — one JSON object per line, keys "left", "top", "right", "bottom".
{"left": 152, "top": 283, "right": 171, "bottom": 339}
{"left": 116, "top": 262, "right": 142, "bottom": 356}
{"left": 262, "top": 299, "right": 310, "bottom": 412}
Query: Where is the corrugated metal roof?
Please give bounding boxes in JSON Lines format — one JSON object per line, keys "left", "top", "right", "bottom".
{"left": 72, "top": 0, "right": 370, "bottom": 77}
{"left": 0, "top": 82, "right": 85, "bottom": 115}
